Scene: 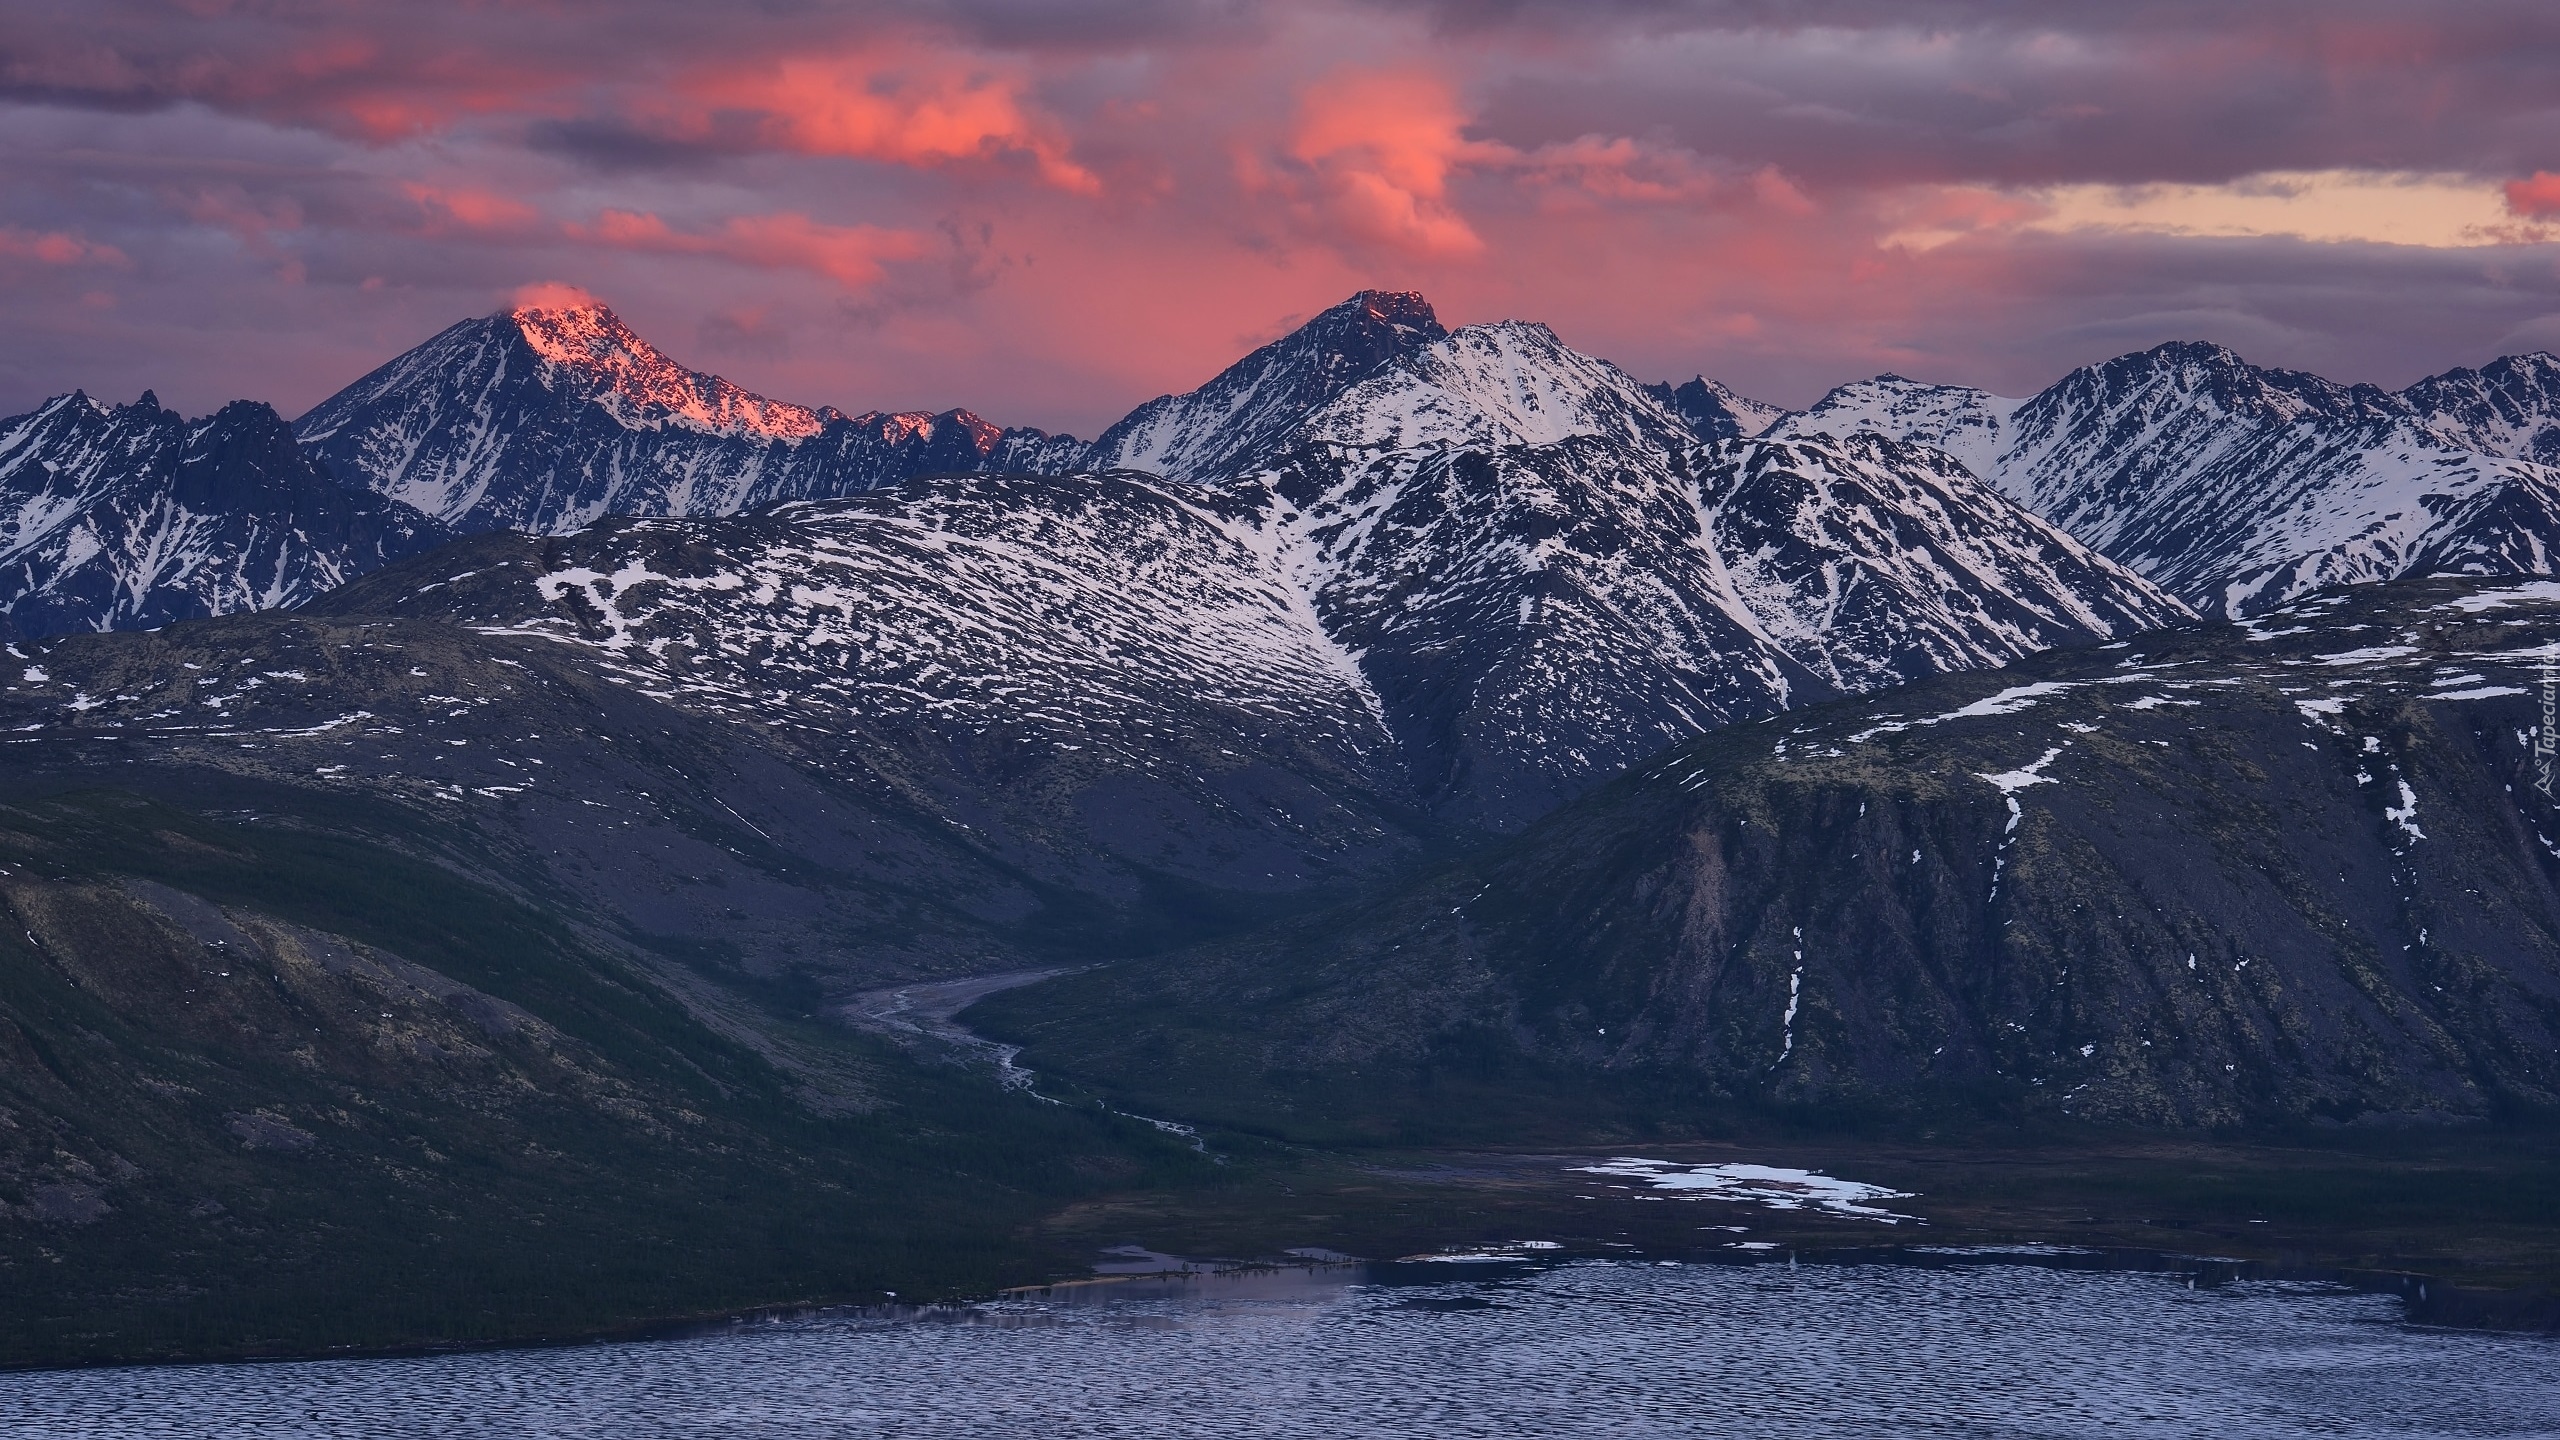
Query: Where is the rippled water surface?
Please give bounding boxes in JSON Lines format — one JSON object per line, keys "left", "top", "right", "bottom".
{"left": 4, "top": 1260, "right": 2554, "bottom": 1438}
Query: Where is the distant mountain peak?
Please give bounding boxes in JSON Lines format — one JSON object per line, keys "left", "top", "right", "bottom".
{"left": 297, "top": 301, "right": 1084, "bottom": 534}
{"left": 2070, "top": 339, "right": 2410, "bottom": 426}
{"left": 839, "top": 407, "right": 1014, "bottom": 456}
{"left": 1283, "top": 316, "right": 1696, "bottom": 457}
{"left": 31, "top": 390, "right": 98, "bottom": 422}
{"left": 2136, "top": 339, "right": 2247, "bottom": 366}
{"left": 1285, "top": 289, "right": 1449, "bottom": 365}
{"left": 1082, "top": 289, "right": 1452, "bottom": 481}
{"left": 1459, "top": 317, "right": 1560, "bottom": 344}
{"left": 1347, "top": 288, "right": 1440, "bottom": 334}
{"left": 2401, "top": 350, "right": 2560, "bottom": 467}
{"left": 1642, "top": 376, "right": 1786, "bottom": 442}
{"left": 0, "top": 388, "right": 446, "bottom": 637}
{"left": 501, "top": 300, "right": 825, "bottom": 441}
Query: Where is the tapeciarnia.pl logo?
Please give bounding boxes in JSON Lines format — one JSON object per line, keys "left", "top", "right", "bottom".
{"left": 2540, "top": 658, "right": 2558, "bottom": 800}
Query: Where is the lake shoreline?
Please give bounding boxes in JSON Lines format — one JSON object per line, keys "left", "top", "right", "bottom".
{"left": 5, "top": 1256, "right": 2551, "bottom": 1437}
{"left": 10, "top": 1221, "right": 2552, "bottom": 1378}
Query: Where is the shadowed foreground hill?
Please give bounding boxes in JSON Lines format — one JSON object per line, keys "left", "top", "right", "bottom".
{"left": 973, "top": 578, "right": 2560, "bottom": 1141}
{"left": 0, "top": 791, "right": 1194, "bottom": 1367}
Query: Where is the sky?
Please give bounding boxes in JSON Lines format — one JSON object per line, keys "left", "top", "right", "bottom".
{"left": 5, "top": 0, "right": 2560, "bottom": 436}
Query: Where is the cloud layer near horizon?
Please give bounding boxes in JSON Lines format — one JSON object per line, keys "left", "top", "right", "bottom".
{"left": 5, "top": 0, "right": 2560, "bottom": 433}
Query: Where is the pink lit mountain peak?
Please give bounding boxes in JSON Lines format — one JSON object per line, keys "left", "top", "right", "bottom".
{"left": 294, "top": 297, "right": 1084, "bottom": 533}
{"left": 504, "top": 299, "right": 827, "bottom": 442}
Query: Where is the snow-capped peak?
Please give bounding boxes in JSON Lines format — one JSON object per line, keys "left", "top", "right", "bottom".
{"left": 1772, "top": 375, "right": 2023, "bottom": 477}
{"left": 506, "top": 300, "right": 826, "bottom": 441}
{"left": 295, "top": 300, "right": 1083, "bottom": 535}
{"left": 0, "top": 390, "right": 445, "bottom": 637}
{"left": 1293, "top": 318, "right": 1694, "bottom": 455}
{"left": 1644, "top": 376, "right": 1787, "bottom": 441}
{"left": 1082, "top": 289, "right": 1451, "bottom": 482}
{"left": 2402, "top": 351, "right": 2560, "bottom": 466}
{"left": 2026, "top": 341, "right": 2403, "bottom": 433}
{"left": 1088, "top": 292, "right": 1712, "bottom": 481}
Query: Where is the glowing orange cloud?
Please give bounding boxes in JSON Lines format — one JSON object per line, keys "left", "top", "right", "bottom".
{"left": 677, "top": 51, "right": 1098, "bottom": 193}
{"left": 1874, "top": 184, "right": 2049, "bottom": 251}
{"left": 2506, "top": 172, "right": 2560, "bottom": 218}
{"left": 0, "top": 227, "right": 130, "bottom": 267}
{"left": 1284, "top": 69, "right": 1495, "bottom": 258}
{"left": 1271, "top": 70, "right": 1748, "bottom": 259}
{"left": 510, "top": 281, "right": 603, "bottom": 312}
{"left": 401, "top": 182, "right": 538, "bottom": 233}
{"left": 572, "top": 210, "right": 929, "bottom": 290}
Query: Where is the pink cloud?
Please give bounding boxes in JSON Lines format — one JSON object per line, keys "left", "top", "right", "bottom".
{"left": 9, "top": 2, "right": 2560, "bottom": 428}
{"left": 2506, "top": 172, "right": 2560, "bottom": 218}
{"left": 0, "top": 227, "right": 128, "bottom": 267}
{"left": 1264, "top": 68, "right": 1767, "bottom": 258}
{"left": 571, "top": 210, "right": 930, "bottom": 291}
{"left": 400, "top": 182, "right": 539, "bottom": 234}
{"left": 1508, "top": 135, "right": 1723, "bottom": 207}
{"left": 1281, "top": 69, "right": 1498, "bottom": 258}
{"left": 666, "top": 48, "right": 1099, "bottom": 192}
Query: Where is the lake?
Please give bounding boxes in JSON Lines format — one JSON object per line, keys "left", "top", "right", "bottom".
{"left": 2, "top": 1255, "right": 2552, "bottom": 1438}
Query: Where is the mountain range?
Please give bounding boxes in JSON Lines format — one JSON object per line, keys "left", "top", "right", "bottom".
{"left": 3, "top": 292, "right": 2554, "bottom": 655}
{"left": 9, "top": 284, "right": 2552, "bottom": 1055}
{"left": 0, "top": 290, "right": 2212, "bottom": 825}
{"left": 7, "top": 289, "right": 2560, "bottom": 1363}
{"left": 0, "top": 289, "right": 2552, "bottom": 869}
{"left": 1778, "top": 344, "right": 2560, "bottom": 615}
{"left": 2, "top": 289, "right": 2558, "bottom": 1046}
{"left": 0, "top": 393, "right": 447, "bottom": 640}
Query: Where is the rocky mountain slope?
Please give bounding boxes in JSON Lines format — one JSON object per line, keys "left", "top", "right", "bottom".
{"left": 1065, "top": 292, "right": 2183, "bottom": 824}
{"left": 2403, "top": 351, "right": 2560, "bottom": 465}
{"left": 1245, "top": 427, "right": 2179, "bottom": 826}
{"left": 318, "top": 440, "right": 2179, "bottom": 839}
{"left": 295, "top": 298, "right": 1081, "bottom": 534}
{"left": 1644, "top": 375, "right": 1788, "bottom": 441}
{"left": 320, "top": 475, "right": 1430, "bottom": 896}
{"left": 1082, "top": 290, "right": 1449, "bottom": 482}
{"left": 0, "top": 547, "right": 1412, "bottom": 1003}
{"left": 0, "top": 392, "right": 448, "bottom": 640}
{"left": 0, "top": 431, "right": 2179, "bottom": 1017}
{"left": 975, "top": 576, "right": 2560, "bottom": 1138}
{"left": 1778, "top": 344, "right": 2560, "bottom": 616}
